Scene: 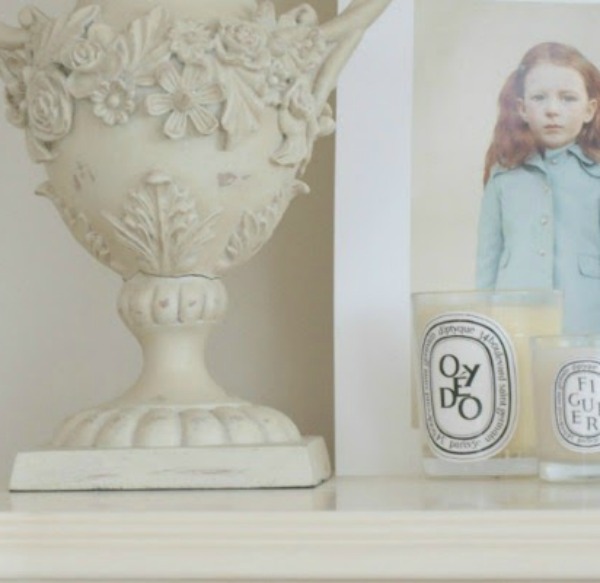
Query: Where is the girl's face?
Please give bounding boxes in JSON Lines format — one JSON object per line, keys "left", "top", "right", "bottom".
{"left": 518, "top": 63, "right": 597, "bottom": 150}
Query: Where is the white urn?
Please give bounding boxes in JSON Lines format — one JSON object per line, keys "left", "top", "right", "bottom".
{"left": 0, "top": 0, "right": 391, "bottom": 490}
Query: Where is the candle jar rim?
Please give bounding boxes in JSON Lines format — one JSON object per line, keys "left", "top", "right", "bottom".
{"left": 531, "top": 334, "right": 600, "bottom": 350}
{"left": 412, "top": 289, "right": 562, "bottom": 307}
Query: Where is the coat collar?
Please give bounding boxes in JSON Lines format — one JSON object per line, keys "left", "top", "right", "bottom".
{"left": 568, "top": 143, "right": 600, "bottom": 177}
{"left": 490, "top": 143, "right": 600, "bottom": 179}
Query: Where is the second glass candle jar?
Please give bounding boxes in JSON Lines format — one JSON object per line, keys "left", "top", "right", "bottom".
{"left": 532, "top": 336, "right": 600, "bottom": 482}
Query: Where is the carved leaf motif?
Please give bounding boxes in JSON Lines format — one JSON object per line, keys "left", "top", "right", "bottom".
{"left": 36, "top": 181, "right": 119, "bottom": 272}
{"left": 115, "top": 7, "right": 172, "bottom": 86}
{"left": 220, "top": 67, "right": 265, "bottom": 146}
{"left": 33, "top": 6, "right": 100, "bottom": 69}
{"left": 215, "top": 180, "right": 309, "bottom": 274}
{"left": 105, "top": 173, "right": 222, "bottom": 276}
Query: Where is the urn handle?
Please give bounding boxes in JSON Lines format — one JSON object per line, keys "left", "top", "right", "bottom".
{"left": 315, "top": 0, "right": 392, "bottom": 108}
{"left": 0, "top": 21, "right": 29, "bottom": 49}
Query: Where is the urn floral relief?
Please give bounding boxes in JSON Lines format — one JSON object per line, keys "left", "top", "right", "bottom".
{"left": 0, "top": 0, "right": 391, "bottom": 490}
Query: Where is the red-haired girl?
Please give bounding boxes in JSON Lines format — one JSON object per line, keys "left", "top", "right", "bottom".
{"left": 476, "top": 42, "right": 600, "bottom": 333}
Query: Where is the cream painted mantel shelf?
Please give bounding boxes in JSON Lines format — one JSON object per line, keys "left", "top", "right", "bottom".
{"left": 2, "top": 476, "right": 600, "bottom": 582}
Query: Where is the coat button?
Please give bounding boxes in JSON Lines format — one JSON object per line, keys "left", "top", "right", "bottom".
{"left": 541, "top": 216, "right": 549, "bottom": 226}
{"left": 539, "top": 249, "right": 547, "bottom": 257}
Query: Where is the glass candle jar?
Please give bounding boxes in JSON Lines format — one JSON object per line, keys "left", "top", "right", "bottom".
{"left": 412, "top": 290, "right": 562, "bottom": 478}
{"left": 532, "top": 336, "right": 600, "bottom": 482}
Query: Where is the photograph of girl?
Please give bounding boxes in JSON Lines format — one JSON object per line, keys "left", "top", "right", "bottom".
{"left": 477, "top": 42, "right": 600, "bottom": 334}
{"left": 412, "top": 0, "right": 600, "bottom": 336}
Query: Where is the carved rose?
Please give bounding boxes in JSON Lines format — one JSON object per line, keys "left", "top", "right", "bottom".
{"left": 147, "top": 63, "right": 223, "bottom": 139}
{"left": 289, "top": 28, "right": 327, "bottom": 73}
{"left": 216, "top": 21, "right": 270, "bottom": 71}
{"left": 26, "top": 67, "right": 73, "bottom": 143}
{"left": 262, "top": 26, "right": 327, "bottom": 106}
{"left": 269, "top": 4, "right": 323, "bottom": 73}
{"left": 170, "top": 20, "right": 215, "bottom": 65}
{"left": 65, "top": 24, "right": 120, "bottom": 100}
{"left": 91, "top": 78, "right": 136, "bottom": 126}
{"left": 62, "top": 39, "right": 104, "bottom": 73}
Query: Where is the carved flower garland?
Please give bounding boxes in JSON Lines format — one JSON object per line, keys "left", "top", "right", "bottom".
{"left": 0, "top": 1, "right": 335, "bottom": 168}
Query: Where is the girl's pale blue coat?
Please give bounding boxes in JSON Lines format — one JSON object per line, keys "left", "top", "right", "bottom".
{"left": 476, "top": 144, "right": 600, "bottom": 334}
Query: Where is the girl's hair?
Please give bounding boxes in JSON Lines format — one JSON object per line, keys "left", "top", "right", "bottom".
{"left": 484, "top": 42, "right": 600, "bottom": 183}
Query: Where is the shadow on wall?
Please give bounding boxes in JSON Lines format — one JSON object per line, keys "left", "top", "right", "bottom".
{"left": 209, "top": 0, "right": 336, "bottom": 466}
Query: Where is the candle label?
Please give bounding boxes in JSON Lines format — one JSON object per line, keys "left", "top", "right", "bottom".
{"left": 554, "top": 360, "right": 600, "bottom": 452}
{"left": 420, "top": 313, "right": 518, "bottom": 461}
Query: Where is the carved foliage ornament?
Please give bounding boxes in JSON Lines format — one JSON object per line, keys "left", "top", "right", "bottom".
{"left": 105, "top": 171, "right": 222, "bottom": 277}
{"left": 36, "top": 180, "right": 114, "bottom": 268}
{"left": 215, "top": 179, "right": 309, "bottom": 275}
{"left": 102, "top": 172, "right": 308, "bottom": 278}
{"left": 0, "top": 2, "right": 336, "bottom": 169}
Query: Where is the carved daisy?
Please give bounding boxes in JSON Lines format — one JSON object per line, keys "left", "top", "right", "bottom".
{"left": 91, "top": 78, "right": 136, "bottom": 126}
{"left": 146, "top": 63, "right": 224, "bottom": 140}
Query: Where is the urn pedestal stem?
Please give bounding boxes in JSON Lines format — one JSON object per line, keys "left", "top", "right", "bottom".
{"left": 116, "top": 274, "right": 231, "bottom": 406}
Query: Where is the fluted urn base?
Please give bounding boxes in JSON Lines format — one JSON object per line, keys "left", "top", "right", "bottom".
{"left": 51, "top": 404, "right": 304, "bottom": 449}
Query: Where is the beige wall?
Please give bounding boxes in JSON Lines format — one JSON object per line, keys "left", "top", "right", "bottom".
{"left": 412, "top": 0, "right": 600, "bottom": 293}
{"left": 210, "top": 0, "right": 336, "bottom": 464}
{"left": 0, "top": 0, "right": 335, "bottom": 486}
